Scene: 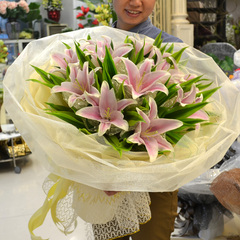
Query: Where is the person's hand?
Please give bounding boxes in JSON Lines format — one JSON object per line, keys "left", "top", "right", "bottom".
{"left": 104, "top": 191, "right": 119, "bottom": 196}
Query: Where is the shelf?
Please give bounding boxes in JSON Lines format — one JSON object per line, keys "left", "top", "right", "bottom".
{"left": 0, "top": 153, "right": 31, "bottom": 163}
{"left": 2, "top": 39, "right": 33, "bottom": 53}
{"left": 187, "top": 0, "right": 227, "bottom": 48}
{"left": 0, "top": 125, "right": 31, "bottom": 173}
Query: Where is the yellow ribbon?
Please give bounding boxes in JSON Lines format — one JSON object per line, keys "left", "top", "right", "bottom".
{"left": 28, "top": 174, "right": 73, "bottom": 240}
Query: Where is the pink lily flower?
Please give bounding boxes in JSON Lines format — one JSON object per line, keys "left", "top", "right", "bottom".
{"left": 76, "top": 81, "right": 136, "bottom": 136}
{"left": 82, "top": 36, "right": 133, "bottom": 66}
{"left": 51, "top": 49, "right": 78, "bottom": 70}
{"left": 113, "top": 58, "right": 170, "bottom": 99}
{"left": 177, "top": 85, "right": 209, "bottom": 121}
{"left": 128, "top": 36, "right": 153, "bottom": 55}
{"left": 177, "top": 84, "right": 202, "bottom": 107}
{"left": 188, "top": 110, "right": 209, "bottom": 120}
{"left": 51, "top": 62, "right": 99, "bottom": 107}
{"left": 128, "top": 97, "right": 183, "bottom": 162}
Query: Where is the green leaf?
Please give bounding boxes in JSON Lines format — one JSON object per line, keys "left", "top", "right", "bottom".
{"left": 104, "top": 135, "right": 133, "bottom": 156}
{"left": 178, "top": 118, "right": 206, "bottom": 124}
{"left": 26, "top": 78, "right": 53, "bottom": 88}
{"left": 220, "top": 56, "right": 234, "bottom": 72}
{"left": 124, "top": 111, "right": 144, "bottom": 127}
{"left": 45, "top": 110, "right": 85, "bottom": 129}
{"left": 166, "top": 43, "right": 174, "bottom": 54}
{"left": 160, "top": 44, "right": 168, "bottom": 54}
{"left": 62, "top": 42, "right": 71, "bottom": 49}
{"left": 166, "top": 131, "right": 183, "bottom": 144}
{"left": 103, "top": 46, "right": 118, "bottom": 78}
{"left": 31, "top": 65, "right": 54, "bottom": 87}
{"left": 171, "top": 47, "right": 188, "bottom": 63}
{"left": 157, "top": 107, "right": 168, "bottom": 118}
{"left": 45, "top": 103, "right": 69, "bottom": 111}
{"left": 138, "top": 97, "right": 150, "bottom": 112}
{"left": 49, "top": 73, "right": 66, "bottom": 85}
{"left": 102, "top": 46, "right": 117, "bottom": 89}
{"left": 155, "top": 83, "right": 178, "bottom": 107}
{"left": 200, "top": 87, "right": 221, "bottom": 101}
{"left": 65, "top": 64, "right": 70, "bottom": 79}
{"left": 116, "top": 81, "right": 125, "bottom": 100}
{"left": 165, "top": 102, "right": 209, "bottom": 119}
{"left": 79, "top": 128, "right": 92, "bottom": 135}
{"left": 153, "top": 31, "right": 163, "bottom": 48}
{"left": 196, "top": 81, "right": 213, "bottom": 91}
{"left": 135, "top": 43, "right": 145, "bottom": 65}
{"left": 207, "top": 53, "right": 221, "bottom": 65}
{"left": 74, "top": 42, "right": 95, "bottom": 69}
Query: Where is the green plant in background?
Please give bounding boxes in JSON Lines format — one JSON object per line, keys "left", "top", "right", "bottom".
{"left": 19, "top": 2, "right": 42, "bottom": 39}
{"left": 22, "top": 2, "right": 42, "bottom": 29}
{"left": 0, "top": 40, "right": 8, "bottom": 63}
{"left": 232, "top": 19, "right": 240, "bottom": 49}
{"left": 76, "top": 5, "right": 99, "bottom": 29}
{"left": 208, "top": 53, "right": 234, "bottom": 76}
{"left": 42, "top": 0, "right": 63, "bottom": 11}
{"left": 80, "top": 0, "right": 116, "bottom": 26}
{"left": 232, "top": 19, "right": 240, "bottom": 35}
{"left": 95, "top": 2, "right": 112, "bottom": 26}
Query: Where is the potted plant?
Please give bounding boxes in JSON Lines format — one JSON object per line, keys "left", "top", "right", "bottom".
{"left": 42, "top": 0, "right": 63, "bottom": 23}
{"left": 0, "top": 0, "right": 29, "bottom": 39}
{"left": 21, "top": 2, "right": 42, "bottom": 39}
{"left": 232, "top": 19, "right": 240, "bottom": 49}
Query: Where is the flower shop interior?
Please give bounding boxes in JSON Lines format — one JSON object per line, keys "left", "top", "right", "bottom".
{"left": 0, "top": 0, "right": 240, "bottom": 240}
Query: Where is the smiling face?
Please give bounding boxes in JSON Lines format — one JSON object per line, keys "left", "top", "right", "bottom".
{"left": 113, "top": 0, "right": 156, "bottom": 31}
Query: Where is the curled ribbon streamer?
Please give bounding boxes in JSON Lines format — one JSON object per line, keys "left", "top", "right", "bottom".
{"left": 28, "top": 174, "right": 73, "bottom": 240}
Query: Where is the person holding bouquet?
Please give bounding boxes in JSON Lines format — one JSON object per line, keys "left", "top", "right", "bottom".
{"left": 6, "top": 0, "right": 239, "bottom": 239}
{"left": 105, "top": 0, "right": 183, "bottom": 239}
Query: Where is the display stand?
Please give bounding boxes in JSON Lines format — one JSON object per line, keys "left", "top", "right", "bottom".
{"left": 3, "top": 39, "right": 33, "bottom": 53}
{"left": 0, "top": 124, "right": 31, "bottom": 173}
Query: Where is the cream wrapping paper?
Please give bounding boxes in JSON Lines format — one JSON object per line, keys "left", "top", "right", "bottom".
{"left": 3, "top": 26, "right": 240, "bottom": 192}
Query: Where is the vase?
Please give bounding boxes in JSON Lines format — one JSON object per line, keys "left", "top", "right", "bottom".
{"left": 47, "top": 10, "right": 61, "bottom": 23}
{"left": 5, "top": 19, "right": 20, "bottom": 39}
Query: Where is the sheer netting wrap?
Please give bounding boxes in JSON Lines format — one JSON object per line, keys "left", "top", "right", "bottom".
{"left": 3, "top": 26, "right": 240, "bottom": 239}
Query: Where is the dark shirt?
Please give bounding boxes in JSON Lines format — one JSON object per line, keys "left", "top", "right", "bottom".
{"left": 112, "top": 18, "right": 183, "bottom": 42}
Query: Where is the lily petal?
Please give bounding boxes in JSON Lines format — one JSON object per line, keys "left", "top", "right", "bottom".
{"left": 76, "top": 106, "right": 102, "bottom": 121}
{"left": 110, "top": 111, "right": 129, "bottom": 131}
{"left": 142, "top": 137, "right": 159, "bottom": 162}
{"left": 98, "top": 122, "right": 111, "bottom": 136}
{"left": 188, "top": 110, "right": 209, "bottom": 120}
{"left": 117, "top": 99, "right": 137, "bottom": 111}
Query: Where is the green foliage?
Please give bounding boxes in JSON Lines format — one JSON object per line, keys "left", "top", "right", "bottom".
{"left": 21, "top": 2, "right": 42, "bottom": 28}
{"left": 207, "top": 53, "right": 234, "bottom": 73}
{"left": 232, "top": 20, "right": 240, "bottom": 35}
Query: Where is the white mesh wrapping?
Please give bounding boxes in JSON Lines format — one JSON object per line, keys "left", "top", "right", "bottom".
{"left": 42, "top": 175, "right": 151, "bottom": 239}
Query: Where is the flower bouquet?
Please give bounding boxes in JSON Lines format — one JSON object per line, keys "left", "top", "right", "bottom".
{"left": 3, "top": 26, "right": 240, "bottom": 239}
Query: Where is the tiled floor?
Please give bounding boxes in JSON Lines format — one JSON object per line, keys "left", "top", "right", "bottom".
{"left": 0, "top": 153, "right": 85, "bottom": 240}
{"left": 1, "top": 153, "right": 240, "bottom": 240}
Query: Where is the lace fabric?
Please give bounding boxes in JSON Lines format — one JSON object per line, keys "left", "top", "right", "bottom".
{"left": 42, "top": 174, "right": 151, "bottom": 240}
